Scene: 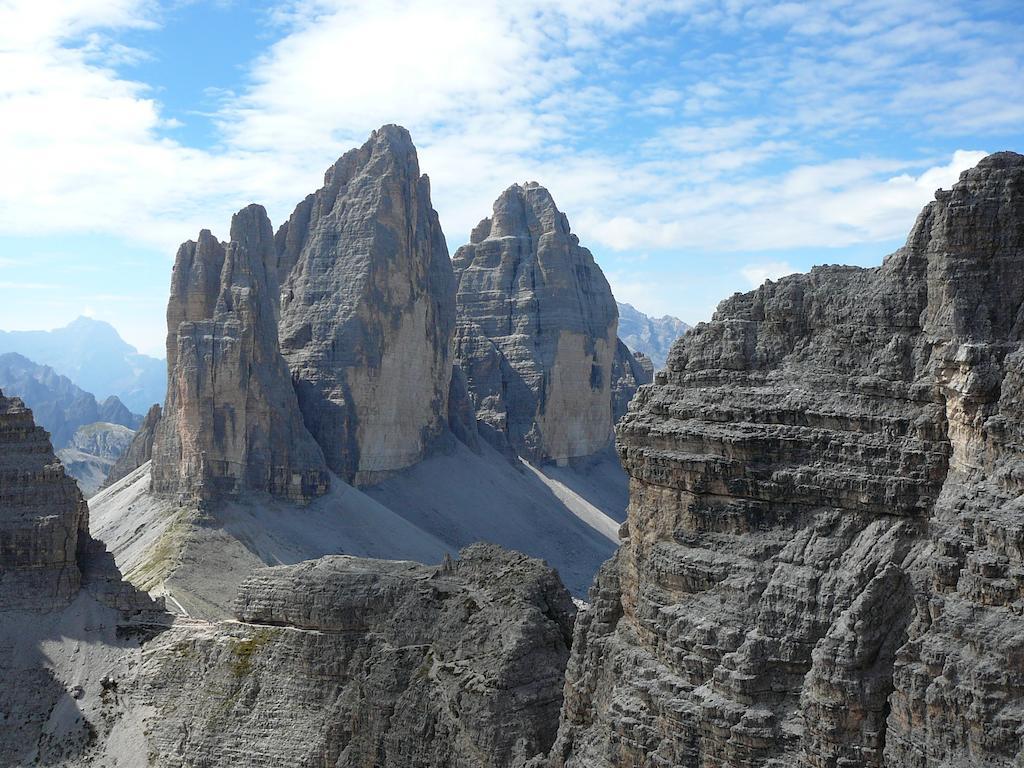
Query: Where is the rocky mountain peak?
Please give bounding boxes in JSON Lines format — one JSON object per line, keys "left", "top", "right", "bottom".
{"left": 152, "top": 203, "right": 329, "bottom": 505}
{"left": 453, "top": 181, "right": 618, "bottom": 464}
{"left": 276, "top": 125, "right": 457, "bottom": 484}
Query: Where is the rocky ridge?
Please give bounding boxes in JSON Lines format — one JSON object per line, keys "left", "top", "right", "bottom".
{"left": 0, "top": 351, "right": 140, "bottom": 447}
{"left": 453, "top": 182, "right": 619, "bottom": 465}
{"left": 277, "top": 124, "right": 457, "bottom": 485}
{"left": 58, "top": 421, "right": 136, "bottom": 496}
{"left": 616, "top": 301, "right": 690, "bottom": 370}
{"left": 0, "top": 389, "right": 90, "bottom": 609}
{"left": 151, "top": 204, "right": 329, "bottom": 505}
{"left": 612, "top": 340, "right": 654, "bottom": 423}
{"left": 140, "top": 544, "right": 574, "bottom": 767}
{"left": 550, "top": 151, "right": 1024, "bottom": 767}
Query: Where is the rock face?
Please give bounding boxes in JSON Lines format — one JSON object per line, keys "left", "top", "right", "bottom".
{"left": 140, "top": 544, "right": 575, "bottom": 767}
{"left": 453, "top": 183, "right": 618, "bottom": 464}
{"left": 0, "top": 389, "right": 89, "bottom": 609}
{"left": 611, "top": 340, "right": 654, "bottom": 423}
{"left": 276, "top": 125, "right": 457, "bottom": 485}
{"left": 151, "top": 204, "right": 329, "bottom": 505}
{"left": 551, "top": 152, "right": 1024, "bottom": 767}
{"left": 0, "top": 352, "right": 140, "bottom": 447}
{"left": 616, "top": 301, "right": 689, "bottom": 370}
{"left": 104, "top": 403, "right": 161, "bottom": 487}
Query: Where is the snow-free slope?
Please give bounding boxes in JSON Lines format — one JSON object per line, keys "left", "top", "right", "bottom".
{"left": 91, "top": 444, "right": 625, "bottom": 614}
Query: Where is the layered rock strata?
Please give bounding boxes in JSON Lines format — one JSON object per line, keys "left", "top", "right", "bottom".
{"left": 276, "top": 124, "right": 457, "bottom": 484}
{"left": 140, "top": 544, "right": 575, "bottom": 767}
{"left": 453, "top": 183, "right": 618, "bottom": 464}
{"left": 551, "top": 152, "right": 1024, "bottom": 767}
{"left": 0, "top": 389, "right": 89, "bottom": 609}
{"left": 152, "top": 205, "right": 329, "bottom": 504}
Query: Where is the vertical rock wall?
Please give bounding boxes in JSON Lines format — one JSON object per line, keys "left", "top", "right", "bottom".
{"left": 552, "top": 152, "right": 1024, "bottom": 768}
{"left": 276, "top": 125, "right": 457, "bottom": 485}
{"left": 0, "top": 390, "right": 88, "bottom": 609}
{"left": 152, "top": 205, "right": 329, "bottom": 504}
{"left": 453, "top": 183, "right": 618, "bottom": 464}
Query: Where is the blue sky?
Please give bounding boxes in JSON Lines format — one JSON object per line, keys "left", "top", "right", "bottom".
{"left": 0, "top": 0, "right": 1021, "bottom": 357}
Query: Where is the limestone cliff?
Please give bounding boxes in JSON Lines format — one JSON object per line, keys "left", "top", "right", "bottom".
{"left": 151, "top": 205, "right": 329, "bottom": 504}
{"left": 276, "top": 124, "right": 457, "bottom": 485}
{"left": 139, "top": 544, "right": 574, "bottom": 767}
{"left": 453, "top": 182, "right": 618, "bottom": 464}
{"left": 0, "top": 389, "right": 89, "bottom": 609}
{"left": 552, "top": 152, "right": 1024, "bottom": 767}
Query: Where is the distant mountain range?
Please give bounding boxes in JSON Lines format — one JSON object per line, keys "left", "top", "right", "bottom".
{"left": 0, "top": 317, "right": 165, "bottom": 413}
{"left": 616, "top": 302, "right": 690, "bottom": 370}
{"left": 0, "top": 352, "right": 140, "bottom": 448}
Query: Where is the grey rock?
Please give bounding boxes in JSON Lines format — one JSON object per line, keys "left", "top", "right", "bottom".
{"left": 611, "top": 339, "right": 653, "bottom": 423}
{"left": 140, "top": 544, "right": 575, "bottom": 767}
{"left": 151, "top": 204, "right": 329, "bottom": 505}
{"left": 277, "top": 124, "right": 457, "bottom": 485}
{"left": 453, "top": 183, "right": 618, "bottom": 464}
{"left": 615, "top": 301, "right": 689, "bottom": 370}
{"left": 0, "top": 389, "right": 88, "bottom": 609}
{"left": 552, "top": 151, "right": 1024, "bottom": 768}
{"left": 103, "top": 403, "right": 161, "bottom": 487}
{"left": 65, "top": 421, "right": 134, "bottom": 460}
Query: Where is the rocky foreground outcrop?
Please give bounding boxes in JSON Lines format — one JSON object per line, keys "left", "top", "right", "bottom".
{"left": 139, "top": 544, "right": 574, "bottom": 767}
{"left": 277, "top": 124, "right": 457, "bottom": 485}
{"left": 0, "top": 390, "right": 165, "bottom": 766}
{"left": 550, "top": 152, "right": 1024, "bottom": 767}
{"left": 453, "top": 182, "right": 619, "bottom": 464}
{"left": 152, "top": 204, "right": 329, "bottom": 504}
{"left": 0, "top": 389, "right": 90, "bottom": 609}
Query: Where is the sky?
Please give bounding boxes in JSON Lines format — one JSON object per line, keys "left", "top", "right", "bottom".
{"left": 0, "top": 0, "right": 1022, "bottom": 358}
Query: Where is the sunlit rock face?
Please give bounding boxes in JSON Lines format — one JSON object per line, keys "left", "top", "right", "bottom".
{"left": 274, "top": 125, "right": 457, "bottom": 486}
{"left": 551, "top": 152, "right": 1024, "bottom": 768}
{"left": 152, "top": 204, "right": 329, "bottom": 505}
{"left": 453, "top": 182, "right": 618, "bottom": 465}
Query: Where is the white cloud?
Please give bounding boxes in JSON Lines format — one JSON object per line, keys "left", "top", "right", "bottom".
{"left": 740, "top": 261, "right": 796, "bottom": 288}
{"left": 0, "top": 0, "right": 1017, "bottom": 316}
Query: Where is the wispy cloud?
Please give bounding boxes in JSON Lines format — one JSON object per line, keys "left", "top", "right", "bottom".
{"left": 0, "top": 0, "right": 1019, "bottom": 272}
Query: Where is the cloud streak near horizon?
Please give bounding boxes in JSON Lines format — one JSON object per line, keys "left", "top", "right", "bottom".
{"left": 0, "top": 0, "right": 1021, "bottom": 354}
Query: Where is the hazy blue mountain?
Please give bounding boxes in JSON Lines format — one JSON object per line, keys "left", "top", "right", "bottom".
{"left": 0, "top": 317, "right": 165, "bottom": 413}
{"left": 0, "top": 352, "right": 141, "bottom": 447}
{"left": 616, "top": 302, "right": 690, "bottom": 370}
